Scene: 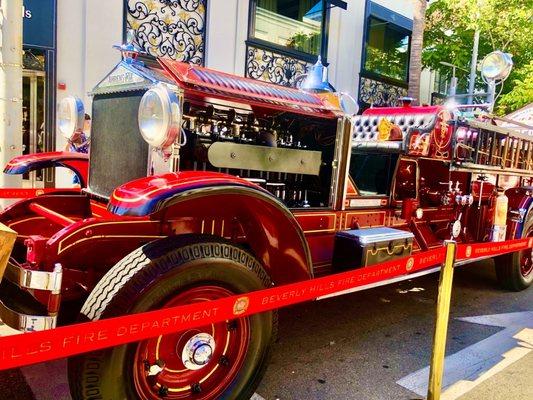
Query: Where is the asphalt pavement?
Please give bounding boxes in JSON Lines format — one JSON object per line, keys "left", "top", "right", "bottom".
{"left": 1, "top": 259, "right": 531, "bottom": 400}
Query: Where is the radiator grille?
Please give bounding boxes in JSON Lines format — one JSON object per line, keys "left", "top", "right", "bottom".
{"left": 89, "top": 91, "right": 149, "bottom": 198}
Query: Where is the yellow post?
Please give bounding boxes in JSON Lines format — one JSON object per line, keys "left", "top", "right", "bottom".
{"left": 427, "top": 240, "right": 457, "bottom": 400}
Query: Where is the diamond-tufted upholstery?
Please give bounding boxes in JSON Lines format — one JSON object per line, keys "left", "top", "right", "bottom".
{"left": 350, "top": 113, "right": 438, "bottom": 152}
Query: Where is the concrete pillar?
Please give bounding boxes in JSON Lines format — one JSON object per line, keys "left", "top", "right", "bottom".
{"left": 0, "top": 0, "right": 23, "bottom": 192}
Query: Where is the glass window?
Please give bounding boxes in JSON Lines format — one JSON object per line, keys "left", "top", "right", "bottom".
{"left": 349, "top": 153, "right": 397, "bottom": 196}
{"left": 364, "top": 17, "right": 411, "bottom": 82}
{"left": 252, "top": 0, "right": 324, "bottom": 55}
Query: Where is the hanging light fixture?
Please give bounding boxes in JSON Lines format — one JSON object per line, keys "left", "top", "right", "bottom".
{"left": 300, "top": 56, "right": 335, "bottom": 93}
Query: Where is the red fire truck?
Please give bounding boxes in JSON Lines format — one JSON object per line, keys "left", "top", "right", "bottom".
{"left": 0, "top": 44, "right": 531, "bottom": 399}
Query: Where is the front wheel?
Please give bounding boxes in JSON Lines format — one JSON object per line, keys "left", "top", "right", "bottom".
{"left": 495, "top": 229, "right": 533, "bottom": 291}
{"left": 68, "top": 236, "right": 276, "bottom": 400}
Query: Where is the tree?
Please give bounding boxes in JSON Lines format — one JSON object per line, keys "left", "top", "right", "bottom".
{"left": 408, "top": 0, "right": 428, "bottom": 104}
{"left": 422, "top": 0, "right": 533, "bottom": 114}
{"left": 496, "top": 61, "right": 533, "bottom": 115}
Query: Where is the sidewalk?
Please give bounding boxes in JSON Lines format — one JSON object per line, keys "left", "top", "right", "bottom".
{"left": 457, "top": 351, "right": 533, "bottom": 400}
{"left": 0, "top": 322, "right": 35, "bottom": 400}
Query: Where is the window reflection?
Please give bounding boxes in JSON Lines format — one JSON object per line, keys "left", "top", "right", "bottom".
{"left": 253, "top": 0, "right": 323, "bottom": 55}
{"left": 364, "top": 17, "right": 410, "bottom": 82}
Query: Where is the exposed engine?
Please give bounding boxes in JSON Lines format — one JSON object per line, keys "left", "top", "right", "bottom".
{"left": 176, "top": 100, "right": 337, "bottom": 208}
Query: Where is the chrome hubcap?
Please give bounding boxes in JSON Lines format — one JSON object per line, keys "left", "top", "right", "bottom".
{"left": 181, "top": 333, "right": 216, "bottom": 371}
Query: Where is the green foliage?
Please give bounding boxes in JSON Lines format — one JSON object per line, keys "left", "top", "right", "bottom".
{"left": 365, "top": 47, "right": 408, "bottom": 82}
{"left": 286, "top": 32, "right": 321, "bottom": 55}
{"left": 496, "top": 61, "right": 533, "bottom": 114}
{"left": 423, "top": 0, "right": 533, "bottom": 114}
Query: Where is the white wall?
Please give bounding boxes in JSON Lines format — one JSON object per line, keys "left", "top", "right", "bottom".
{"left": 55, "top": 0, "right": 122, "bottom": 187}
{"left": 205, "top": 0, "right": 249, "bottom": 76}
{"left": 327, "top": 1, "right": 368, "bottom": 96}
{"left": 373, "top": 0, "right": 414, "bottom": 17}
{"left": 84, "top": 0, "right": 122, "bottom": 105}
{"left": 56, "top": 0, "right": 85, "bottom": 187}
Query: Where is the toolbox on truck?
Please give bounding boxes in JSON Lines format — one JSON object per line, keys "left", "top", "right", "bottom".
{"left": 332, "top": 227, "right": 414, "bottom": 270}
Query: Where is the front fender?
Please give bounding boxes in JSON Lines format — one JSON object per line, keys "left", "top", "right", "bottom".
{"left": 505, "top": 187, "right": 533, "bottom": 239}
{"left": 108, "top": 171, "right": 313, "bottom": 284}
{"left": 5, "top": 152, "right": 89, "bottom": 187}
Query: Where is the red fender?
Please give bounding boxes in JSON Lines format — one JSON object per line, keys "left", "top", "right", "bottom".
{"left": 109, "top": 171, "right": 313, "bottom": 284}
{"left": 4, "top": 152, "right": 89, "bottom": 187}
{"left": 505, "top": 187, "right": 533, "bottom": 239}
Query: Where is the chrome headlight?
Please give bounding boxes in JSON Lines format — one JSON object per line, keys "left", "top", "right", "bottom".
{"left": 58, "top": 96, "right": 85, "bottom": 140}
{"left": 138, "top": 85, "right": 181, "bottom": 148}
{"left": 480, "top": 51, "right": 513, "bottom": 81}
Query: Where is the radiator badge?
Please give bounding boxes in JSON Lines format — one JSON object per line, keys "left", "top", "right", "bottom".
{"left": 233, "top": 297, "right": 250, "bottom": 316}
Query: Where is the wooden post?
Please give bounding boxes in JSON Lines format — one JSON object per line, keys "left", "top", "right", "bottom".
{"left": 427, "top": 241, "right": 457, "bottom": 400}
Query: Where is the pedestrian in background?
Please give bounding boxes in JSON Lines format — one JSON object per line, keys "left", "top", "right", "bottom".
{"left": 65, "top": 113, "right": 91, "bottom": 186}
{"left": 65, "top": 113, "right": 91, "bottom": 154}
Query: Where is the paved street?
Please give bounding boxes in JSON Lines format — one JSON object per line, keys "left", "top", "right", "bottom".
{"left": 1, "top": 259, "right": 531, "bottom": 400}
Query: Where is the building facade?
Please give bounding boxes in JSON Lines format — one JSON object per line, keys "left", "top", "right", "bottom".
{"left": 20, "top": 0, "right": 425, "bottom": 186}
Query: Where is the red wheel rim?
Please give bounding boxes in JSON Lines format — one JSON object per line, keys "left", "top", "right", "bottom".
{"left": 520, "top": 232, "right": 533, "bottom": 278}
{"left": 132, "top": 286, "right": 250, "bottom": 400}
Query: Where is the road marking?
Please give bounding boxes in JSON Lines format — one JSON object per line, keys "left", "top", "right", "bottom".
{"left": 250, "top": 394, "right": 266, "bottom": 400}
{"left": 396, "top": 311, "right": 533, "bottom": 399}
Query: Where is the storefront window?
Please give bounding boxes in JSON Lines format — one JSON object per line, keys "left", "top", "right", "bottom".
{"left": 363, "top": 17, "right": 410, "bottom": 82}
{"left": 251, "top": 0, "right": 324, "bottom": 56}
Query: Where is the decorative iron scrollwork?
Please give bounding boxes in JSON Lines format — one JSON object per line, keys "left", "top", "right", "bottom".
{"left": 126, "top": 0, "right": 207, "bottom": 65}
{"left": 246, "top": 44, "right": 313, "bottom": 87}
{"left": 359, "top": 76, "right": 408, "bottom": 107}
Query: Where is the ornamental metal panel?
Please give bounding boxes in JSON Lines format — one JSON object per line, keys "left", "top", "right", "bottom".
{"left": 245, "top": 44, "right": 313, "bottom": 87}
{"left": 126, "top": 0, "right": 207, "bottom": 65}
{"left": 359, "top": 77, "right": 408, "bottom": 107}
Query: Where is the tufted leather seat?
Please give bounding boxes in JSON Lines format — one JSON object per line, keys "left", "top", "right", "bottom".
{"left": 350, "top": 113, "right": 438, "bottom": 152}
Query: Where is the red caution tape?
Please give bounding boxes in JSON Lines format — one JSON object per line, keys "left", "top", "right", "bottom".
{"left": 0, "top": 188, "right": 80, "bottom": 199}
{"left": 0, "top": 238, "right": 530, "bottom": 371}
{"left": 457, "top": 237, "right": 533, "bottom": 259}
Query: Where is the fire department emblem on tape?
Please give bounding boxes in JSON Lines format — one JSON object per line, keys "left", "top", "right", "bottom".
{"left": 406, "top": 257, "right": 415, "bottom": 271}
{"left": 36, "top": 189, "right": 44, "bottom": 196}
{"left": 233, "top": 297, "right": 249, "bottom": 316}
{"left": 466, "top": 246, "right": 472, "bottom": 258}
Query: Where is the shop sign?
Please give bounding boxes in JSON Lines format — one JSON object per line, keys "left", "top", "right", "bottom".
{"left": 23, "top": 0, "right": 56, "bottom": 49}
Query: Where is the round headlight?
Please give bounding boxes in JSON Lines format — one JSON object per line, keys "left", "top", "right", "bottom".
{"left": 58, "top": 96, "right": 85, "bottom": 140}
{"left": 339, "top": 92, "right": 359, "bottom": 116}
{"left": 480, "top": 51, "right": 513, "bottom": 81}
{"left": 138, "top": 85, "right": 181, "bottom": 148}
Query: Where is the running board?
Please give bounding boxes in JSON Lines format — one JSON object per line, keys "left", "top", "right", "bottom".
{"left": 317, "top": 266, "right": 441, "bottom": 300}
{"left": 317, "top": 255, "right": 493, "bottom": 301}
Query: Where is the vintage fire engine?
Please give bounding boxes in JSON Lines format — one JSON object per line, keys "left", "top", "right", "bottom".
{"left": 0, "top": 42, "right": 531, "bottom": 399}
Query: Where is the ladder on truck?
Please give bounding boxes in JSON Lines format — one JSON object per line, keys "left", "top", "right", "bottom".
{"left": 452, "top": 118, "right": 533, "bottom": 177}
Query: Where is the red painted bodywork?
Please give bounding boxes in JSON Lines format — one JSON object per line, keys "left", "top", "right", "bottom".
{"left": 0, "top": 60, "right": 531, "bottom": 325}
{"left": 4, "top": 152, "right": 89, "bottom": 187}
{"left": 159, "top": 59, "right": 340, "bottom": 119}
{"left": 363, "top": 105, "right": 443, "bottom": 116}
{"left": 108, "top": 171, "right": 264, "bottom": 215}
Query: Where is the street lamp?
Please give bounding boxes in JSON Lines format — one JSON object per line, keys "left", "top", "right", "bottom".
{"left": 480, "top": 51, "right": 513, "bottom": 111}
